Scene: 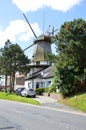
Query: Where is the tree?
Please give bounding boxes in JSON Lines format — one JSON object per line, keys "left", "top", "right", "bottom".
{"left": 0, "top": 40, "right": 30, "bottom": 92}
{"left": 57, "top": 18, "right": 86, "bottom": 68}
{"left": 53, "top": 18, "right": 86, "bottom": 96}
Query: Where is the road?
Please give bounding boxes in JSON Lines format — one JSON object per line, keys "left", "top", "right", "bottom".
{"left": 0, "top": 99, "right": 86, "bottom": 130}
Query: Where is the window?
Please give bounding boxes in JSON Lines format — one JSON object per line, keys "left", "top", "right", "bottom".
{"left": 41, "top": 82, "right": 45, "bottom": 88}
{"left": 28, "top": 83, "right": 31, "bottom": 88}
{"left": 46, "top": 81, "right": 51, "bottom": 86}
{"left": 36, "top": 61, "right": 40, "bottom": 65}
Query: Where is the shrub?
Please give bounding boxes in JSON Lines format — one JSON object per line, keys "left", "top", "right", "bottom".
{"left": 48, "top": 85, "right": 57, "bottom": 93}
{"left": 44, "top": 87, "right": 49, "bottom": 93}
{"left": 56, "top": 67, "right": 75, "bottom": 97}
{"left": 36, "top": 88, "right": 45, "bottom": 95}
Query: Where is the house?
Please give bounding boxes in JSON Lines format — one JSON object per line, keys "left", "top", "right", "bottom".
{"left": 14, "top": 65, "right": 54, "bottom": 90}
{"left": 24, "top": 65, "right": 54, "bottom": 89}
{"left": 14, "top": 73, "right": 25, "bottom": 90}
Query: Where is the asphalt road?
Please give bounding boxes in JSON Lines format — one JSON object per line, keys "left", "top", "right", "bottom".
{"left": 0, "top": 99, "right": 86, "bottom": 130}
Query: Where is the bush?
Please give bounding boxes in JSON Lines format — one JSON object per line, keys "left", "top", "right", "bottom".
{"left": 56, "top": 67, "right": 75, "bottom": 97}
{"left": 48, "top": 85, "right": 57, "bottom": 93}
{"left": 47, "top": 76, "right": 58, "bottom": 93}
{"left": 36, "top": 88, "right": 45, "bottom": 95}
{"left": 44, "top": 87, "right": 49, "bottom": 93}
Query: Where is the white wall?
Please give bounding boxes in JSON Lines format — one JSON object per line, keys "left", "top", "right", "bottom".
{"left": 24, "top": 77, "right": 53, "bottom": 90}
{"left": 24, "top": 80, "right": 31, "bottom": 89}
{"left": 43, "top": 78, "right": 53, "bottom": 87}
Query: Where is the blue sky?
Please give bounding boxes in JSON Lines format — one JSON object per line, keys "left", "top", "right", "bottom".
{"left": 0, "top": 0, "right": 85, "bottom": 58}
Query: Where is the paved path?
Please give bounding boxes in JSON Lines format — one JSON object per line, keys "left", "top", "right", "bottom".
{"left": 34, "top": 95, "right": 83, "bottom": 113}
{"left": 35, "top": 95, "right": 57, "bottom": 104}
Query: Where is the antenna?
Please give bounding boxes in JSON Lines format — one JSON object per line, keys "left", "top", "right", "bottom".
{"left": 23, "top": 13, "right": 37, "bottom": 38}
{"left": 43, "top": 7, "right": 45, "bottom": 34}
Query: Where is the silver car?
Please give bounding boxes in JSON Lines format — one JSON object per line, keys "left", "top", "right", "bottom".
{"left": 21, "top": 88, "right": 36, "bottom": 98}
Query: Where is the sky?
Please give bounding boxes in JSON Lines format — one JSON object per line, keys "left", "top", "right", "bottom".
{"left": 0, "top": 0, "right": 85, "bottom": 59}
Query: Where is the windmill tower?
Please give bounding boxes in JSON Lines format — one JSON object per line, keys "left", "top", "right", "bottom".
{"left": 23, "top": 13, "right": 53, "bottom": 89}
{"left": 32, "top": 34, "right": 52, "bottom": 64}
{"left": 23, "top": 13, "right": 52, "bottom": 65}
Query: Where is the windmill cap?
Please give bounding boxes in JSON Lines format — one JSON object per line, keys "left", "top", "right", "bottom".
{"left": 34, "top": 34, "right": 51, "bottom": 44}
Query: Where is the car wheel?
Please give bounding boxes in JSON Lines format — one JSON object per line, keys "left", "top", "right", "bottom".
{"left": 24, "top": 93, "right": 27, "bottom": 97}
{"left": 33, "top": 95, "right": 36, "bottom": 98}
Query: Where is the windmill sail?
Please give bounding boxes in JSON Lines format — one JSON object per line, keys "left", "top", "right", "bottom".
{"left": 23, "top": 13, "right": 37, "bottom": 38}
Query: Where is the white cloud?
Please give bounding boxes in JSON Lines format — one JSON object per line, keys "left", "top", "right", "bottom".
{"left": 0, "top": 20, "right": 41, "bottom": 47}
{"left": 12, "top": 0, "right": 83, "bottom": 12}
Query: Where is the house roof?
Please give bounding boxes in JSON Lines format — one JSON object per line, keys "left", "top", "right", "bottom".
{"left": 15, "top": 73, "right": 25, "bottom": 78}
{"left": 25, "top": 65, "right": 54, "bottom": 80}
{"left": 42, "top": 65, "right": 54, "bottom": 79}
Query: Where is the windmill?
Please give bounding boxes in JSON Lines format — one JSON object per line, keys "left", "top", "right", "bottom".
{"left": 22, "top": 13, "right": 58, "bottom": 89}
{"left": 23, "top": 13, "right": 57, "bottom": 65}
{"left": 23, "top": 13, "right": 58, "bottom": 89}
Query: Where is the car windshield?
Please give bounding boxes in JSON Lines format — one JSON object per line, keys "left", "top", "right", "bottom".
{"left": 29, "top": 89, "right": 34, "bottom": 91}
{"left": 16, "top": 87, "right": 25, "bottom": 91}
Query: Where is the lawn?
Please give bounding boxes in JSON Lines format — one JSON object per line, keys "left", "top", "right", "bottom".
{"left": 59, "top": 92, "right": 86, "bottom": 112}
{"left": 0, "top": 92, "right": 40, "bottom": 105}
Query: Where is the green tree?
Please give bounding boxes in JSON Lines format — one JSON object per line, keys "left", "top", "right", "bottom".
{"left": 54, "top": 18, "right": 86, "bottom": 96}
{"left": 0, "top": 40, "right": 30, "bottom": 92}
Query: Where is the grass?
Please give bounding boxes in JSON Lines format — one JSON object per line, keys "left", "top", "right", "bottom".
{"left": 0, "top": 92, "right": 40, "bottom": 105}
{"left": 59, "top": 92, "right": 86, "bottom": 112}
{"left": 1, "top": 92, "right": 86, "bottom": 112}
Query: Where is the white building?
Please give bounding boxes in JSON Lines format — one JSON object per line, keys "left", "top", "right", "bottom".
{"left": 25, "top": 65, "right": 54, "bottom": 89}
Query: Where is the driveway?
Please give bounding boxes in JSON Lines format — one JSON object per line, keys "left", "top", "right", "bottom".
{"left": 34, "top": 95, "right": 83, "bottom": 113}
{"left": 35, "top": 95, "right": 57, "bottom": 104}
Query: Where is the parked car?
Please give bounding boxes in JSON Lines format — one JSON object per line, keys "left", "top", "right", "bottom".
{"left": 0, "top": 86, "right": 5, "bottom": 92}
{"left": 15, "top": 87, "right": 26, "bottom": 95}
{"left": 21, "top": 88, "right": 36, "bottom": 98}
{"left": 1, "top": 88, "right": 5, "bottom": 92}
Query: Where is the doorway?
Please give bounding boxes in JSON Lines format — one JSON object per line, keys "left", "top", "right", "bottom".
{"left": 36, "top": 82, "right": 39, "bottom": 89}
